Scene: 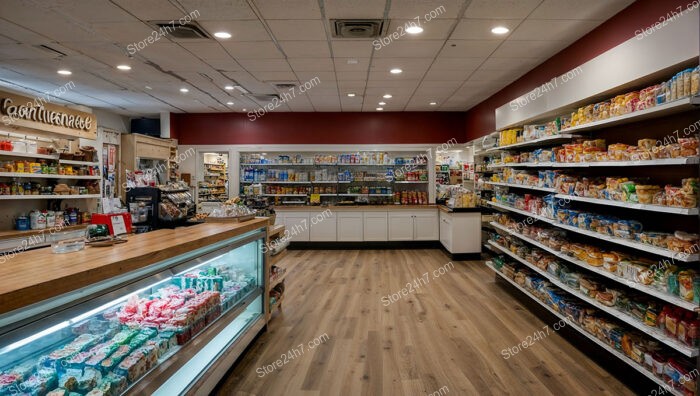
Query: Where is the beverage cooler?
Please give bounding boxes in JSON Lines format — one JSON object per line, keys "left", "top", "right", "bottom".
{"left": 0, "top": 228, "right": 266, "bottom": 396}
{"left": 126, "top": 187, "right": 195, "bottom": 232}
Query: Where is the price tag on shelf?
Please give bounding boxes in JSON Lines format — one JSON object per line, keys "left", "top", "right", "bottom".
{"left": 111, "top": 215, "right": 127, "bottom": 236}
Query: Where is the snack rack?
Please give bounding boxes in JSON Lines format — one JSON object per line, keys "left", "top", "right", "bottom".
{"left": 477, "top": 64, "right": 700, "bottom": 396}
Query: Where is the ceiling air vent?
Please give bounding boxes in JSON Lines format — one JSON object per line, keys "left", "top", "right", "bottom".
{"left": 149, "top": 21, "right": 210, "bottom": 39}
{"left": 331, "top": 19, "right": 384, "bottom": 39}
{"left": 246, "top": 94, "right": 280, "bottom": 103}
{"left": 33, "top": 44, "right": 68, "bottom": 58}
{"left": 270, "top": 82, "right": 297, "bottom": 90}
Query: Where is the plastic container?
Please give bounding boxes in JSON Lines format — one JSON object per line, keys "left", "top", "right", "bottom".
{"left": 15, "top": 215, "right": 29, "bottom": 231}
{"left": 51, "top": 238, "right": 85, "bottom": 254}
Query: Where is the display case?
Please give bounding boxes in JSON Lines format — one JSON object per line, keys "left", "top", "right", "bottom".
{"left": 0, "top": 227, "right": 265, "bottom": 396}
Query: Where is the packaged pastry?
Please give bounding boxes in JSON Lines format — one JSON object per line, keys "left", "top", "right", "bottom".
{"left": 637, "top": 139, "right": 656, "bottom": 150}
{"left": 586, "top": 251, "right": 604, "bottom": 267}
{"left": 595, "top": 289, "right": 617, "bottom": 306}
{"left": 579, "top": 277, "right": 601, "bottom": 298}
{"left": 98, "top": 373, "right": 127, "bottom": 396}
{"left": 678, "top": 270, "right": 697, "bottom": 301}
{"left": 635, "top": 185, "right": 660, "bottom": 204}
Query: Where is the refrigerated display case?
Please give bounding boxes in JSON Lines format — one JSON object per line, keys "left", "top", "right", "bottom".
{"left": 0, "top": 226, "right": 266, "bottom": 396}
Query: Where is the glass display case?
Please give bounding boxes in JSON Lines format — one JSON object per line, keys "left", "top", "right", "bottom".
{"left": 0, "top": 229, "right": 265, "bottom": 396}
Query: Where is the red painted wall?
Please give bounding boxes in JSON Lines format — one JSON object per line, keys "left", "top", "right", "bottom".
{"left": 465, "top": 0, "right": 694, "bottom": 140}
{"left": 171, "top": 112, "right": 465, "bottom": 145}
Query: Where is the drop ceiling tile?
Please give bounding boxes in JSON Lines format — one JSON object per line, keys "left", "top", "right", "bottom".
{"left": 250, "top": 71, "right": 298, "bottom": 81}
{"left": 478, "top": 57, "right": 540, "bottom": 71}
{"left": 179, "top": 42, "right": 231, "bottom": 60}
{"left": 220, "top": 41, "right": 284, "bottom": 59}
{"left": 464, "top": 0, "right": 542, "bottom": 19}
{"left": 177, "top": 0, "right": 258, "bottom": 20}
{"left": 0, "top": 22, "right": 49, "bottom": 45}
{"left": 308, "top": 95, "right": 341, "bottom": 107}
{"left": 200, "top": 58, "right": 244, "bottom": 71}
{"left": 413, "top": 86, "right": 456, "bottom": 96}
{"left": 509, "top": 19, "right": 604, "bottom": 42}
{"left": 237, "top": 59, "right": 292, "bottom": 72}
{"left": 468, "top": 68, "right": 516, "bottom": 81}
{"left": 48, "top": 1, "right": 134, "bottom": 23}
{"left": 437, "top": 40, "right": 500, "bottom": 58}
{"left": 293, "top": 71, "right": 335, "bottom": 83}
{"left": 388, "top": 0, "right": 464, "bottom": 19}
{"left": 335, "top": 71, "right": 368, "bottom": 80}
{"left": 530, "top": 0, "right": 634, "bottom": 20}
{"left": 288, "top": 58, "right": 335, "bottom": 71}
{"left": 430, "top": 57, "right": 484, "bottom": 71}
{"left": 368, "top": 70, "right": 425, "bottom": 80}
{"left": 267, "top": 20, "right": 326, "bottom": 41}
{"left": 418, "top": 81, "right": 463, "bottom": 88}
{"left": 365, "top": 80, "right": 420, "bottom": 89}
{"left": 364, "top": 86, "right": 416, "bottom": 95}
{"left": 334, "top": 57, "right": 371, "bottom": 72}
{"left": 451, "top": 19, "right": 520, "bottom": 40}
{"left": 255, "top": 0, "right": 322, "bottom": 19}
{"left": 490, "top": 40, "right": 568, "bottom": 58}
{"left": 423, "top": 69, "right": 470, "bottom": 81}
{"left": 0, "top": 44, "right": 52, "bottom": 60}
{"left": 325, "top": 0, "right": 385, "bottom": 19}
{"left": 111, "top": 0, "right": 192, "bottom": 20}
{"left": 370, "top": 57, "right": 434, "bottom": 70}
{"left": 331, "top": 41, "right": 373, "bottom": 58}
{"left": 373, "top": 40, "right": 444, "bottom": 58}
{"left": 90, "top": 22, "right": 160, "bottom": 45}
{"left": 336, "top": 80, "right": 367, "bottom": 90}
{"left": 278, "top": 41, "right": 331, "bottom": 58}
{"left": 198, "top": 20, "right": 271, "bottom": 41}
{"left": 384, "top": 19, "right": 457, "bottom": 40}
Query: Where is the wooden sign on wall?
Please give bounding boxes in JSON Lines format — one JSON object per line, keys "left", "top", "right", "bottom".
{"left": 0, "top": 90, "right": 97, "bottom": 140}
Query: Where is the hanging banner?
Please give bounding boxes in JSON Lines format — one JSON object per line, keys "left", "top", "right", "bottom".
{"left": 0, "top": 90, "right": 97, "bottom": 139}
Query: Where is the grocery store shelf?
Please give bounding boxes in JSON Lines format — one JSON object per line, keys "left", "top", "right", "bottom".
{"left": 261, "top": 194, "right": 307, "bottom": 197}
{"left": 0, "top": 194, "right": 100, "bottom": 200}
{"left": 270, "top": 271, "right": 287, "bottom": 288}
{"left": 563, "top": 97, "right": 696, "bottom": 134}
{"left": 555, "top": 194, "right": 699, "bottom": 215}
{"left": 0, "top": 172, "right": 100, "bottom": 180}
{"left": 338, "top": 193, "right": 393, "bottom": 197}
{"left": 241, "top": 163, "right": 314, "bottom": 166}
{"left": 486, "top": 181, "right": 555, "bottom": 193}
{"left": 240, "top": 181, "right": 310, "bottom": 184}
{"left": 485, "top": 134, "right": 580, "bottom": 152}
{"left": 488, "top": 157, "right": 699, "bottom": 169}
{"left": 311, "top": 181, "right": 339, "bottom": 184}
{"left": 488, "top": 240, "right": 698, "bottom": 357}
{"left": 485, "top": 261, "right": 685, "bottom": 396}
{"left": 316, "top": 194, "right": 337, "bottom": 196}
{"left": 59, "top": 160, "right": 99, "bottom": 166}
{"left": 490, "top": 221, "right": 699, "bottom": 311}
{"left": 486, "top": 200, "right": 551, "bottom": 222}
{"left": 393, "top": 181, "right": 429, "bottom": 184}
{"left": 0, "top": 150, "right": 58, "bottom": 160}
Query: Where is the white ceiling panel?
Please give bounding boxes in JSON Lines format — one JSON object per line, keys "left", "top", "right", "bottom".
{"left": 336, "top": 81, "right": 367, "bottom": 90}
{"left": 333, "top": 57, "right": 371, "bottom": 72}
{"left": 295, "top": 71, "right": 336, "bottom": 84}
{"left": 430, "top": 57, "right": 484, "bottom": 71}
{"left": 325, "top": 0, "right": 386, "bottom": 19}
{"left": 384, "top": 19, "right": 457, "bottom": 40}
{"left": 464, "top": 0, "right": 542, "bottom": 19}
{"left": 278, "top": 41, "right": 331, "bottom": 58}
{"left": 451, "top": 19, "right": 520, "bottom": 40}
{"left": 509, "top": 20, "right": 604, "bottom": 42}
{"left": 177, "top": 0, "right": 258, "bottom": 20}
{"left": 111, "top": 0, "right": 192, "bottom": 20}
{"left": 250, "top": 71, "right": 298, "bottom": 81}
{"left": 367, "top": 70, "right": 425, "bottom": 80}
{"left": 335, "top": 71, "right": 369, "bottom": 80}
{"left": 478, "top": 57, "right": 540, "bottom": 71}
{"left": 220, "top": 41, "right": 284, "bottom": 59}
{"left": 530, "top": 0, "right": 634, "bottom": 20}
{"left": 288, "top": 58, "right": 335, "bottom": 71}
{"left": 424, "top": 69, "right": 472, "bottom": 82}
{"left": 388, "top": 0, "right": 465, "bottom": 19}
{"left": 49, "top": 0, "right": 134, "bottom": 23}
{"left": 372, "top": 40, "right": 444, "bottom": 58}
{"left": 237, "top": 59, "right": 292, "bottom": 72}
{"left": 469, "top": 68, "right": 518, "bottom": 82}
{"left": 437, "top": 40, "right": 500, "bottom": 58}
{"left": 198, "top": 20, "right": 271, "bottom": 41}
{"left": 331, "top": 41, "right": 374, "bottom": 58}
{"left": 90, "top": 22, "right": 160, "bottom": 45}
{"left": 255, "top": 0, "right": 322, "bottom": 19}
{"left": 267, "top": 20, "right": 326, "bottom": 41}
{"left": 0, "top": 22, "right": 50, "bottom": 45}
{"left": 365, "top": 80, "right": 420, "bottom": 89}
{"left": 370, "top": 57, "right": 434, "bottom": 70}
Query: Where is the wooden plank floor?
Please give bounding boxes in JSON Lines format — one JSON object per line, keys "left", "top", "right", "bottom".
{"left": 215, "top": 249, "right": 635, "bottom": 396}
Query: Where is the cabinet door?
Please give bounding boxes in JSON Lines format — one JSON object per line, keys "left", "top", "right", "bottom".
{"left": 439, "top": 211, "right": 452, "bottom": 250}
{"left": 388, "top": 212, "right": 414, "bottom": 241}
{"left": 337, "top": 213, "right": 363, "bottom": 241}
{"left": 282, "top": 212, "right": 310, "bottom": 242}
{"left": 413, "top": 210, "right": 439, "bottom": 241}
{"left": 309, "top": 211, "right": 337, "bottom": 241}
{"left": 363, "top": 212, "right": 388, "bottom": 241}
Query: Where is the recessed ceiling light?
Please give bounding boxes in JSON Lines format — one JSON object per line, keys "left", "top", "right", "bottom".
{"left": 180, "top": 88, "right": 189, "bottom": 93}
{"left": 376, "top": 107, "right": 384, "bottom": 111}
{"left": 378, "top": 101, "right": 386, "bottom": 105}
{"left": 347, "top": 93, "right": 356, "bottom": 97}
{"left": 383, "top": 94, "right": 392, "bottom": 99}
{"left": 214, "top": 32, "right": 232, "bottom": 39}
{"left": 224, "top": 85, "right": 234, "bottom": 90}
{"left": 389, "top": 68, "right": 402, "bottom": 74}
{"left": 226, "top": 101, "right": 234, "bottom": 105}
{"left": 144, "top": 85, "right": 152, "bottom": 90}
{"left": 491, "top": 26, "right": 509, "bottom": 35}
{"left": 116, "top": 65, "right": 131, "bottom": 71}
{"left": 57, "top": 69, "right": 72, "bottom": 75}
{"left": 347, "top": 59, "right": 359, "bottom": 64}
{"left": 429, "top": 102, "right": 437, "bottom": 105}
{"left": 242, "top": 108, "right": 247, "bottom": 111}
{"left": 406, "top": 26, "right": 423, "bottom": 34}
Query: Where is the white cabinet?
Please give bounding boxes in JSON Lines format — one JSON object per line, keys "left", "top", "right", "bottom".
{"left": 363, "top": 212, "right": 388, "bottom": 241}
{"left": 413, "top": 210, "right": 439, "bottom": 240}
{"left": 388, "top": 212, "right": 414, "bottom": 241}
{"left": 281, "top": 212, "right": 310, "bottom": 242}
{"left": 439, "top": 209, "right": 481, "bottom": 254}
{"left": 337, "top": 212, "right": 363, "bottom": 241}
{"left": 309, "top": 211, "right": 336, "bottom": 241}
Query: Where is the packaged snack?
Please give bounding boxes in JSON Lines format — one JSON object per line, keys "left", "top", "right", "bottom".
{"left": 98, "top": 373, "right": 127, "bottom": 396}
{"left": 595, "top": 289, "right": 617, "bottom": 306}
{"left": 635, "top": 185, "right": 660, "bottom": 204}
{"left": 579, "top": 277, "right": 601, "bottom": 298}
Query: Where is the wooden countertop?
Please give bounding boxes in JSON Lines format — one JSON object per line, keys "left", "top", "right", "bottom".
{"left": 0, "top": 224, "right": 87, "bottom": 240}
{"left": 274, "top": 204, "right": 437, "bottom": 211}
{"left": 437, "top": 205, "right": 482, "bottom": 213}
{"left": 0, "top": 218, "right": 268, "bottom": 315}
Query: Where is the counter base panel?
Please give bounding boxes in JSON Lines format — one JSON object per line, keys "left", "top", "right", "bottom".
{"left": 288, "top": 241, "right": 441, "bottom": 250}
